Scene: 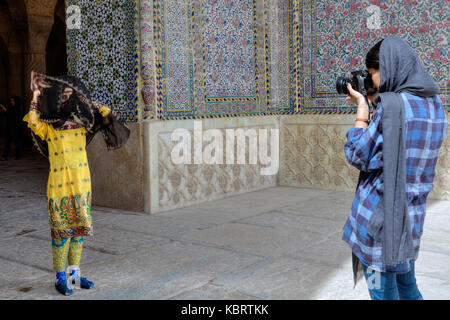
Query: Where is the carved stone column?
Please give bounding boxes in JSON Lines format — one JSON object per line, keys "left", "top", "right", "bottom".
{"left": 23, "top": 14, "right": 54, "bottom": 107}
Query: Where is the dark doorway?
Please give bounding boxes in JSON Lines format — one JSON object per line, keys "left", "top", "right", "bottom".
{"left": 46, "top": 2, "right": 67, "bottom": 77}
{"left": 0, "top": 36, "right": 9, "bottom": 148}
{"left": 0, "top": 36, "right": 8, "bottom": 107}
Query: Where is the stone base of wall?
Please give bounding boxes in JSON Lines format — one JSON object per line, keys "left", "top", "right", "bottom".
{"left": 86, "top": 122, "right": 145, "bottom": 212}
{"left": 279, "top": 113, "right": 449, "bottom": 200}
{"left": 280, "top": 114, "right": 360, "bottom": 192}
{"left": 144, "top": 116, "right": 279, "bottom": 213}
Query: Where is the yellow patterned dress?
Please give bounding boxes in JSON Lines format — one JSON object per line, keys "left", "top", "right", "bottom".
{"left": 23, "top": 107, "right": 110, "bottom": 239}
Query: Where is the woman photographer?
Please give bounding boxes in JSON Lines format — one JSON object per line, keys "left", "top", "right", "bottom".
{"left": 342, "top": 36, "right": 447, "bottom": 300}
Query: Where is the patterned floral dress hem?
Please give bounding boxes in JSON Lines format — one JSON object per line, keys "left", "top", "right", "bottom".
{"left": 51, "top": 226, "right": 94, "bottom": 239}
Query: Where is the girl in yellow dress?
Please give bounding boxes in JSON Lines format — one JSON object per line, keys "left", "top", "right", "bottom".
{"left": 24, "top": 73, "right": 128, "bottom": 296}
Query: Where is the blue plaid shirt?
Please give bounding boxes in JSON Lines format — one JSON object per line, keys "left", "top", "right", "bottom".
{"left": 342, "top": 92, "right": 448, "bottom": 273}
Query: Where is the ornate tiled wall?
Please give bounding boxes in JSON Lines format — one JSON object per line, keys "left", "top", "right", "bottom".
{"left": 140, "top": 0, "right": 156, "bottom": 119}
{"left": 66, "top": 0, "right": 448, "bottom": 119}
{"left": 139, "top": 0, "right": 448, "bottom": 120}
{"left": 296, "top": 0, "right": 449, "bottom": 113}
{"left": 140, "top": 0, "right": 304, "bottom": 120}
{"left": 66, "top": 0, "right": 139, "bottom": 122}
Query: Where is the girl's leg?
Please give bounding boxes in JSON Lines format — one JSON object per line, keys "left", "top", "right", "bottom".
{"left": 396, "top": 261, "right": 423, "bottom": 300}
{"left": 68, "top": 236, "right": 84, "bottom": 267}
{"left": 52, "top": 237, "right": 73, "bottom": 295}
{"left": 52, "top": 237, "right": 70, "bottom": 274}
{"left": 362, "top": 263, "right": 399, "bottom": 300}
{"left": 67, "top": 236, "right": 94, "bottom": 289}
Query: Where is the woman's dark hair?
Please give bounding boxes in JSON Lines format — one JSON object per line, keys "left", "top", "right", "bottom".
{"left": 366, "top": 39, "right": 383, "bottom": 70}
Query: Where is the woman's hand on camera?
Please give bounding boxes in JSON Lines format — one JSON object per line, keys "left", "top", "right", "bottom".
{"left": 345, "top": 83, "right": 367, "bottom": 107}
{"left": 346, "top": 84, "right": 370, "bottom": 128}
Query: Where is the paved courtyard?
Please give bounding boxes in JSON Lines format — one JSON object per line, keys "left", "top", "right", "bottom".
{"left": 0, "top": 151, "right": 449, "bottom": 300}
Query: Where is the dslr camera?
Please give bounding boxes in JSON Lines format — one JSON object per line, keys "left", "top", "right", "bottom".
{"left": 335, "top": 70, "right": 376, "bottom": 97}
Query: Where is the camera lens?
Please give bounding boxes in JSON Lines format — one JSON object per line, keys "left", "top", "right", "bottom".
{"left": 336, "top": 77, "right": 350, "bottom": 95}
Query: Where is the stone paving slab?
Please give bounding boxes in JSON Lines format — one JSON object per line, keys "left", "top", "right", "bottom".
{"left": 287, "top": 231, "right": 352, "bottom": 269}
{"left": 307, "top": 258, "right": 371, "bottom": 300}
{"left": 171, "top": 283, "right": 256, "bottom": 300}
{"left": 93, "top": 212, "right": 215, "bottom": 239}
{"left": 423, "top": 211, "right": 450, "bottom": 231}
{"left": 0, "top": 192, "right": 46, "bottom": 213}
{"left": 0, "top": 211, "right": 49, "bottom": 240}
{"left": 186, "top": 186, "right": 331, "bottom": 215}
{"left": 412, "top": 275, "right": 450, "bottom": 300}
{"left": 421, "top": 227, "right": 450, "bottom": 257}
{"left": 152, "top": 205, "right": 262, "bottom": 226}
{"left": 278, "top": 197, "right": 352, "bottom": 222}
{"left": 236, "top": 210, "right": 345, "bottom": 236}
{"left": 426, "top": 200, "right": 450, "bottom": 213}
{"left": 181, "top": 222, "right": 325, "bottom": 258}
{"left": 0, "top": 236, "right": 114, "bottom": 273}
{"left": 0, "top": 159, "right": 48, "bottom": 197}
{"left": 28, "top": 226, "right": 172, "bottom": 256}
{"left": 211, "top": 256, "right": 343, "bottom": 300}
{"left": 0, "top": 259, "right": 50, "bottom": 291}
{"left": 414, "top": 250, "right": 450, "bottom": 283}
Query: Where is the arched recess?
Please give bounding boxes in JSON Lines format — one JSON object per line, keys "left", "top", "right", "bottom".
{"left": 54, "top": 0, "right": 65, "bottom": 23}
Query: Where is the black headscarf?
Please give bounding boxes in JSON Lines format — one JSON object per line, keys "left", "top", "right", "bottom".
{"left": 377, "top": 36, "right": 440, "bottom": 98}
{"left": 30, "top": 72, "right": 130, "bottom": 158}
{"left": 32, "top": 72, "right": 95, "bottom": 130}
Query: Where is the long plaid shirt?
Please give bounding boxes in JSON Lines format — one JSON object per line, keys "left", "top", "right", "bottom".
{"left": 342, "top": 92, "right": 448, "bottom": 273}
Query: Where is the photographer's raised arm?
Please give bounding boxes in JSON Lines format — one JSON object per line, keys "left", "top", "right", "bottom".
{"left": 344, "top": 103, "right": 383, "bottom": 172}
{"left": 345, "top": 83, "right": 371, "bottom": 129}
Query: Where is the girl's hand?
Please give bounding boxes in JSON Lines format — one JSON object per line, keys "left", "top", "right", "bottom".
{"left": 345, "top": 83, "right": 366, "bottom": 107}
{"left": 93, "top": 101, "right": 111, "bottom": 117}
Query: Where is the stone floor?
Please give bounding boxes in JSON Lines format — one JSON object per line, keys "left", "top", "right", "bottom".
{"left": 0, "top": 150, "right": 449, "bottom": 300}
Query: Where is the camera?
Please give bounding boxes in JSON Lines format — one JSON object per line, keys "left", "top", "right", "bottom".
{"left": 335, "top": 70, "right": 375, "bottom": 97}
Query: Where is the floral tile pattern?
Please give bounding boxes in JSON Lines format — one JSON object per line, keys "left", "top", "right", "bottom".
{"left": 301, "top": 0, "right": 449, "bottom": 114}
{"left": 66, "top": 0, "right": 139, "bottom": 122}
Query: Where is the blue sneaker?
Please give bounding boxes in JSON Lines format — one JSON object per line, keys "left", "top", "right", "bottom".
{"left": 69, "top": 268, "right": 94, "bottom": 289}
{"left": 79, "top": 277, "right": 94, "bottom": 289}
{"left": 55, "top": 278, "right": 73, "bottom": 296}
